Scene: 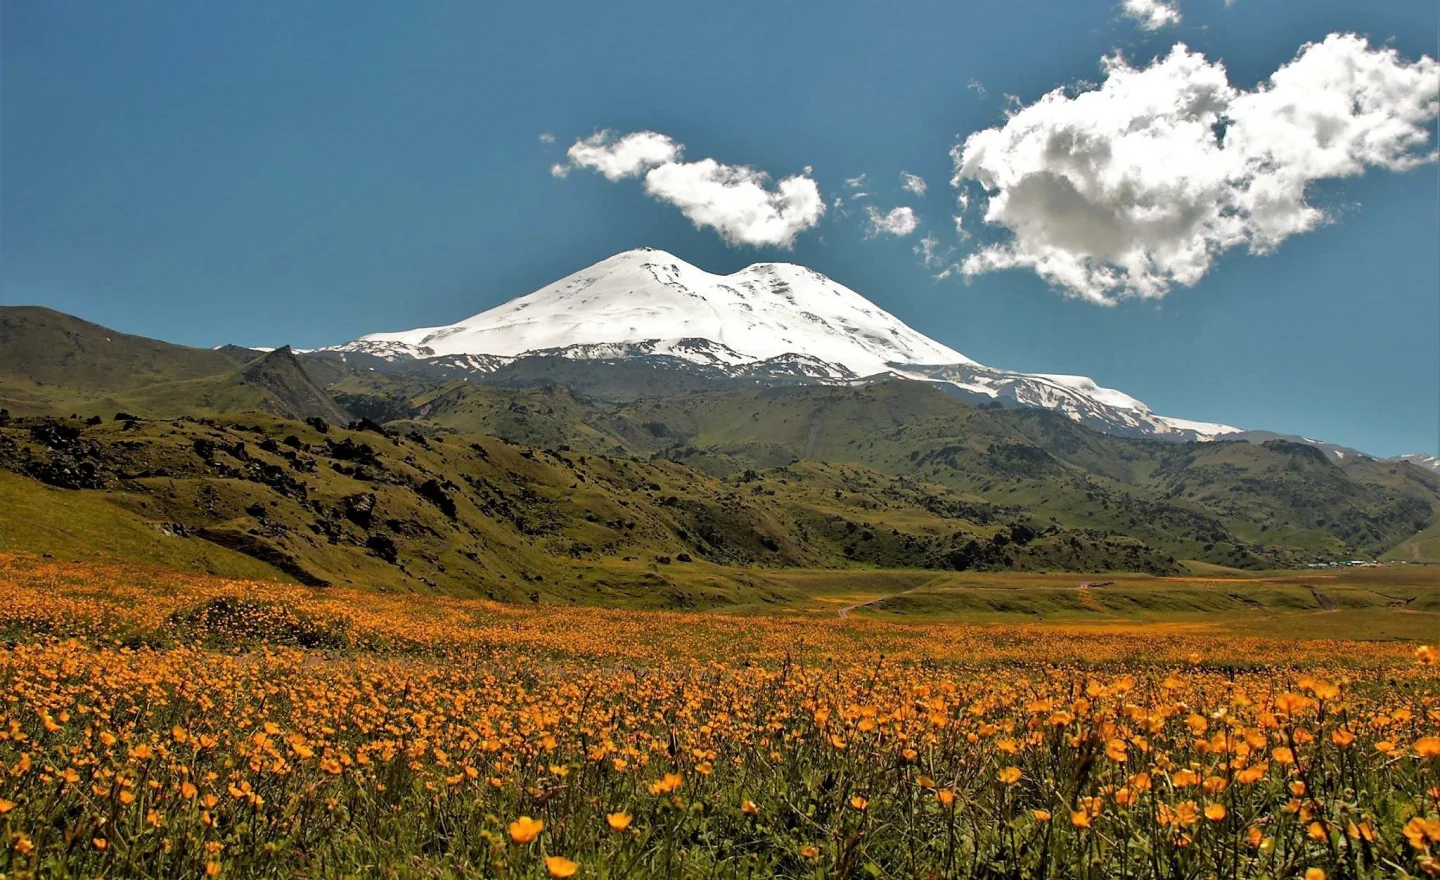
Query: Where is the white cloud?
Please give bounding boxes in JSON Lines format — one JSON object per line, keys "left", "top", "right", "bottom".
{"left": 952, "top": 34, "right": 1440, "bottom": 304}
{"left": 901, "top": 171, "right": 928, "bottom": 197}
{"left": 968, "top": 79, "right": 987, "bottom": 97}
{"left": 554, "top": 130, "right": 825, "bottom": 248}
{"left": 538, "top": 132, "right": 556, "bottom": 144}
{"left": 643, "top": 160, "right": 825, "bottom": 248}
{"left": 914, "top": 234, "right": 951, "bottom": 269}
{"left": 557, "top": 130, "right": 683, "bottom": 181}
{"left": 845, "top": 173, "right": 868, "bottom": 188}
{"left": 866, "top": 205, "right": 920, "bottom": 237}
{"left": 1121, "top": 0, "right": 1181, "bottom": 31}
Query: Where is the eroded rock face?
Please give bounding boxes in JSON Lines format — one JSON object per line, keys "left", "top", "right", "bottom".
{"left": 342, "top": 493, "right": 376, "bottom": 529}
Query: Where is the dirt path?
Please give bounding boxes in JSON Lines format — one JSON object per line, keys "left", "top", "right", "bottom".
{"left": 1306, "top": 586, "right": 1337, "bottom": 611}
{"left": 836, "top": 583, "right": 933, "bottom": 619}
{"left": 803, "top": 419, "right": 823, "bottom": 459}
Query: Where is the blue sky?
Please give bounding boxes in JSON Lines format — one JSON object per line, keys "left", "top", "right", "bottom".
{"left": 3, "top": 0, "right": 1436, "bottom": 456}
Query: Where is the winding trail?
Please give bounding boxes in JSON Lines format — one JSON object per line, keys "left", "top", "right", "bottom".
{"left": 836, "top": 582, "right": 934, "bottom": 619}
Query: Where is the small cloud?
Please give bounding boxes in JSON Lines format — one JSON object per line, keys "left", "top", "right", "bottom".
{"left": 553, "top": 130, "right": 684, "bottom": 181}
{"left": 538, "top": 132, "right": 556, "bottom": 144}
{"left": 967, "top": 79, "right": 987, "bottom": 97}
{"left": 803, "top": 165, "right": 814, "bottom": 175}
{"left": 550, "top": 163, "right": 570, "bottom": 178}
{"left": 913, "top": 234, "right": 952, "bottom": 269}
{"left": 845, "top": 173, "right": 868, "bottom": 189}
{"left": 644, "top": 160, "right": 826, "bottom": 248}
{"left": 865, "top": 205, "right": 920, "bottom": 237}
{"left": 1120, "top": 0, "right": 1181, "bottom": 31}
{"left": 554, "top": 129, "right": 825, "bottom": 248}
{"left": 900, "top": 171, "right": 928, "bottom": 197}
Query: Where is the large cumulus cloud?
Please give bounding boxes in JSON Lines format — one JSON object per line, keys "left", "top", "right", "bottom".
{"left": 952, "top": 34, "right": 1440, "bottom": 304}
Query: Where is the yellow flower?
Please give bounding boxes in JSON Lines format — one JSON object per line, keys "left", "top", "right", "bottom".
{"left": 800, "top": 845, "right": 819, "bottom": 860}
{"left": 1070, "top": 810, "right": 1091, "bottom": 829}
{"left": 1416, "top": 737, "right": 1440, "bottom": 758}
{"left": 850, "top": 796, "right": 868, "bottom": 811}
{"left": 741, "top": 800, "right": 760, "bottom": 816}
{"left": 937, "top": 789, "right": 956, "bottom": 807}
{"left": 605, "top": 812, "right": 631, "bottom": 832}
{"left": 1204, "top": 803, "right": 1226, "bottom": 822}
{"left": 997, "top": 766, "right": 1022, "bottom": 785}
{"left": 508, "top": 816, "right": 544, "bottom": 845}
{"left": 1304, "top": 870, "right": 1325, "bottom": 880}
{"left": 545, "top": 855, "right": 579, "bottom": 878}
{"left": 648, "top": 773, "right": 683, "bottom": 795}
{"left": 1033, "top": 809, "right": 1052, "bottom": 822}
{"left": 1105, "top": 739, "right": 1128, "bottom": 762}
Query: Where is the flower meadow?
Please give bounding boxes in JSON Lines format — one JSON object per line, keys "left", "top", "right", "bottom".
{"left": 0, "top": 555, "right": 1435, "bottom": 879}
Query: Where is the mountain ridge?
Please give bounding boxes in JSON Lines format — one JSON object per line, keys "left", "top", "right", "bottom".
{"left": 322, "top": 248, "right": 1242, "bottom": 443}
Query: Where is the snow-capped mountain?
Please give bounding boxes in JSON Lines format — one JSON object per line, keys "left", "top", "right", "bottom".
{"left": 1394, "top": 452, "right": 1440, "bottom": 472}
{"left": 326, "top": 248, "right": 1240, "bottom": 441}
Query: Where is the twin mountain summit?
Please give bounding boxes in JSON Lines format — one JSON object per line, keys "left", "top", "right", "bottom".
{"left": 2, "top": 248, "right": 1436, "bottom": 596}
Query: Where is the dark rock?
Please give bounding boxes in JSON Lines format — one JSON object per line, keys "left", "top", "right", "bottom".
{"left": 245, "top": 502, "right": 268, "bottom": 520}
{"left": 348, "top": 418, "right": 391, "bottom": 438}
{"left": 417, "top": 479, "right": 457, "bottom": 518}
{"left": 30, "top": 421, "right": 81, "bottom": 449}
{"left": 305, "top": 417, "right": 330, "bottom": 434}
{"left": 325, "top": 437, "right": 380, "bottom": 467}
{"left": 193, "top": 438, "right": 216, "bottom": 459}
{"left": 113, "top": 412, "right": 140, "bottom": 422}
{"left": 24, "top": 456, "right": 104, "bottom": 490}
{"left": 341, "top": 493, "right": 376, "bottom": 528}
{"left": 365, "top": 534, "right": 398, "bottom": 563}
{"left": 85, "top": 415, "right": 103, "bottom": 427}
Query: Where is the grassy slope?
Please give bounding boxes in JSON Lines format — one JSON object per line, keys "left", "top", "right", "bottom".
{"left": 0, "top": 471, "right": 283, "bottom": 580}
{"left": 320, "top": 377, "right": 1440, "bottom": 568}
{"left": 0, "top": 413, "right": 1186, "bottom": 608}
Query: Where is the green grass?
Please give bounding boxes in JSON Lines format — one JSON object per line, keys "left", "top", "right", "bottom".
{"left": 0, "top": 471, "right": 284, "bottom": 580}
{"left": 831, "top": 566, "right": 1440, "bottom": 640}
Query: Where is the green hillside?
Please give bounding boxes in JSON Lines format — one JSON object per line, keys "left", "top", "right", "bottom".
{"left": 4, "top": 306, "right": 1435, "bottom": 585}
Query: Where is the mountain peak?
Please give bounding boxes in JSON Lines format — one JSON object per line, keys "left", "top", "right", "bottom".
{"left": 340, "top": 248, "right": 975, "bottom": 376}
{"left": 325, "top": 249, "right": 1243, "bottom": 443}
